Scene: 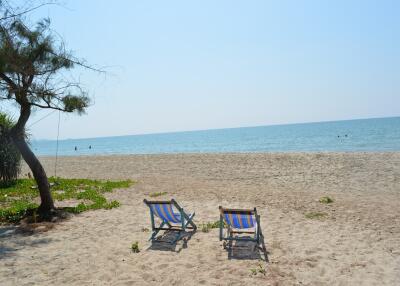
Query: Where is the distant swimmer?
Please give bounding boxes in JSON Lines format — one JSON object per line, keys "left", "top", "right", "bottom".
{"left": 337, "top": 135, "right": 340, "bottom": 138}
{"left": 345, "top": 134, "right": 348, "bottom": 137}
{"left": 89, "top": 145, "right": 92, "bottom": 149}
{"left": 74, "top": 146, "right": 77, "bottom": 151}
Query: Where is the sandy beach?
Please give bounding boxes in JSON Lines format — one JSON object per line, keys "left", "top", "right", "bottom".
{"left": 1, "top": 152, "right": 399, "bottom": 285}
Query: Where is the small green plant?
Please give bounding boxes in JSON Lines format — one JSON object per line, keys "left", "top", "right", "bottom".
{"left": 258, "top": 264, "right": 266, "bottom": 275}
{"left": 149, "top": 191, "right": 167, "bottom": 198}
{"left": 131, "top": 241, "right": 140, "bottom": 253}
{"left": 250, "top": 263, "right": 266, "bottom": 276}
{"left": 200, "top": 220, "right": 222, "bottom": 233}
{"left": 305, "top": 212, "right": 327, "bottom": 219}
{"left": 319, "top": 196, "right": 334, "bottom": 204}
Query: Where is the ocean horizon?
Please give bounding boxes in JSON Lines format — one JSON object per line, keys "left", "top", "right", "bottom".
{"left": 31, "top": 116, "right": 400, "bottom": 156}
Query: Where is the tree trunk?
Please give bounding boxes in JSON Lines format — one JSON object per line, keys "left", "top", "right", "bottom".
{"left": 12, "top": 136, "right": 55, "bottom": 213}
{"left": 10, "top": 103, "right": 55, "bottom": 214}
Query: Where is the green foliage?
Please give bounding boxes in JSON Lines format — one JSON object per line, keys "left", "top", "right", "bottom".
{"left": 200, "top": 220, "right": 222, "bottom": 233}
{"left": 250, "top": 263, "right": 267, "bottom": 276}
{"left": 319, "top": 196, "right": 334, "bottom": 204}
{"left": 149, "top": 191, "right": 167, "bottom": 198}
{"left": 0, "top": 113, "right": 21, "bottom": 187}
{"left": 131, "top": 241, "right": 140, "bottom": 253}
{"left": 0, "top": 177, "right": 133, "bottom": 223}
{"left": 0, "top": 3, "right": 96, "bottom": 213}
{"left": 0, "top": 16, "right": 91, "bottom": 114}
{"left": 0, "top": 200, "right": 38, "bottom": 223}
{"left": 305, "top": 212, "right": 327, "bottom": 219}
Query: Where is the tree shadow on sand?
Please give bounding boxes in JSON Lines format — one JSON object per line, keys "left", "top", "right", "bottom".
{"left": 0, "top": 225, "right": 53, "bottom": 260}
{"left": 146, "top": 230, "right": 196, "bottom": 253}
{"left": 225, "top": 235, "right": 269, "bottom": 262}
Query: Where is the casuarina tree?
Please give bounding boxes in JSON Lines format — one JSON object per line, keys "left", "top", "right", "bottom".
{"left": 0, "top": 4, "right": 95, "bottom": 214}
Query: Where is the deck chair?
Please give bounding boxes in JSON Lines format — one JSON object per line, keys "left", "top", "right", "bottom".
{"left": 219, "top": 206, "right": 263, "bottom": 250}
{"left": 143, "top": 199, "right": 197, "bottom": 243}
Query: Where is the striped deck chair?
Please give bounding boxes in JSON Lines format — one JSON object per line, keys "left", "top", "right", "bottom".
{"left": 143, "top": 199, "right": 197, "bottom": 243}
{"left": 219, "top": 206, "right": 263, "bottom": 248}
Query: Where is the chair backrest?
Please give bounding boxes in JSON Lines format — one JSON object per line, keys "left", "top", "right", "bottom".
{"left": 219, "top": 207, "right": 257, "bottom": 229}
{"left": 144, "top": 199, "right": 182, "bottom": 223}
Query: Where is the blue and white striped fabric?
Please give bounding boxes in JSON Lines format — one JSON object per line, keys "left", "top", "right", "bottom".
{"left": 223, "top": 212, "right": 255, "bottom": 229}
{"left": 150, "top": 203, "right": 181, "bottom": 223}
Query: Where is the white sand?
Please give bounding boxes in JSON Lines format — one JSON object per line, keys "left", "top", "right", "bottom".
{"left": 1, "top": 152, "right": 400, "bottom": 285}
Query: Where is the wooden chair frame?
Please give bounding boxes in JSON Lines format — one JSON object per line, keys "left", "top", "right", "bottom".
{"left": 219, "top": 206, "right": 263, "bottom": 245}
{"left": 143, "top": 199, "right": 197, "bottom": 243}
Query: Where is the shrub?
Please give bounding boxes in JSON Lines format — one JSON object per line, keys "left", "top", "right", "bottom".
{"left": 0, "top": 113, "right": 22, "bottom": 187}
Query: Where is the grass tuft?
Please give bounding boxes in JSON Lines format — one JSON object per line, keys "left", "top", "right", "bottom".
{"left": 319, "top": 196, "right": 334, "bottom": 204}
{"left": 131, "top": 241, "right": 140, "bottom": 253}
{"left": 250, "top": 263, "right": 267, "bottom": 276}
{"left": 149, "top": 191, "right": 167, "bottom": 198}
{"left": 200, "top": 220, "right": 222, "bottom": 233}
{"left": 305, "top": 212, "right": 327, "bottom": 219}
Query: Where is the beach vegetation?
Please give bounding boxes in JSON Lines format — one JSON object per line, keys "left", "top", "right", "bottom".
{"left": 0, "top": 4, "right": 101, "bottom": 215}
{"left": 250, "top": 263, "right": 267, "bottom": 276}
{"left": 0, "top": 177, "right": 132, "bottom": 223}
{"left": 0, "top": 113, "right": 22, "bottom": 187}
{"left": 131, "top": 241, "right": 140, "bottom": 253}
{"left": 200, "top": 220, "right": 223, "bottom": 232}
{"left": 319, "top": 196, "right": 334, "bottom": 204}
{"left": 149, "top": 191, "right": 167, "bottom": 198}
{"left": 305, "top": 212, "right": 327, "bottom": 219}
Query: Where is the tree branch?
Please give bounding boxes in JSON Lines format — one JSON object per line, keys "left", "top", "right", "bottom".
{"left": 29, "top": 102, "right": 66, "bottom": 112}
{"left": 0, "top": 72, "right": 17, "bottom": 89}
{"left": 0, "top": 2, "right": 58, "bottom": 21}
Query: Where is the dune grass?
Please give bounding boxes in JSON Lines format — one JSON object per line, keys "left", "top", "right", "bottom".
{"left": 0, "top": 177, "right": 133, "bottom": 223}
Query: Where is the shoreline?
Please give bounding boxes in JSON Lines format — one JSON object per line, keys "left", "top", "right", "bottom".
{"left": 35, "top": 150, "right": 400, "bottom": 158}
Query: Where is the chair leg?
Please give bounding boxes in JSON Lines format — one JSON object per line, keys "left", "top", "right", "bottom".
{"left": 227, "top": 227, "right": 233, "bottom": 250}
{"left": 184, "top": 212, "right": 197, "bottom": 230}
{"left": 172, "top": 231, "right": 183, "bottom": 244}
{"left": 149, "top": 229, "right": 160, "bottom": 241}
{"left": 149, "top": 221, "right": 166, "bottom": 241}
{"left": 219, "top": 214, "right": 224, "bottom": 241}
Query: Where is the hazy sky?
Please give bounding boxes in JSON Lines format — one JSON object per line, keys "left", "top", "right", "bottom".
{"left": 2, "top": 0, "right": 400, "bottom": 140}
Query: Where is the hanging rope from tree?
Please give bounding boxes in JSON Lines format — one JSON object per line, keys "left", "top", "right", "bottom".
{"left": 54, "top": 110, "right": 61, "bottom": 178}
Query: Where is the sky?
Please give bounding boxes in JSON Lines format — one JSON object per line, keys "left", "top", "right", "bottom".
{"left": 2, "top": 0, "right": 400, "bottom": 140}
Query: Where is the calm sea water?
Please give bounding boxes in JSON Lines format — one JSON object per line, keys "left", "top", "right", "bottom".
{"left": 31, "top": 117, "right": 400, "bottom": 156}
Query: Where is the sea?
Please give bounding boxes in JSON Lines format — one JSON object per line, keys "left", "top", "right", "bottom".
{"left": 31, "top": 117, "right": 400, "bottom": 156}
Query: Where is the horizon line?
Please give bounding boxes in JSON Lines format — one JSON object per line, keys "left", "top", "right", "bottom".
{"left": 33, "top": 115, "right": 400, "bottom": 142}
